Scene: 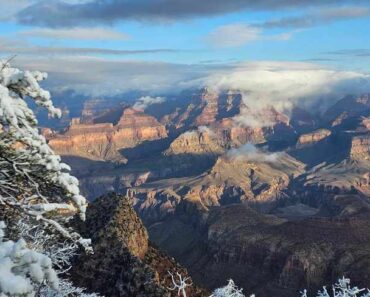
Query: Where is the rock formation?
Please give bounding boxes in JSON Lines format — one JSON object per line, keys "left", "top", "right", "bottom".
{"left": 128, "top": 152, "right": 305, "bottom": 227}
{"left": 49, "top": 108, "right": 167, "bottom": 161}
{"left": 361, "top": 117, "right": 370, "bottom": 130}
{"left": 46, "top": 90, "right": 370, "bottom": 297}
{"left": 71, "top": 193, "right": 207, "bottom": 297}
{"left": 296, "top": 129, "right": 331, "bottom": 148}
{"left": 165, "top": 128, "right": 225, "bottom": 156}
{"left": 164, "top": 204, "right": 370, "bottom": 297}
{"left": 350, "top": 133, "right": 370, "bottom": 160}
{"left": 324, "top": 94, "right": 370, "bottom": 126}
{"left": 194, "top": 88, "right": 219, "bottom": 126}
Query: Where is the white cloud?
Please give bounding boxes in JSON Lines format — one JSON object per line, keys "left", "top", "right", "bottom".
{"left": 202, "top": 61, "right": 370, "bottom": 121}
{"left": 233, "top": 113, "right": 275, "bottom": 128}
{"left": 9, "top": 54, "right": 370, "bottom": 113}
{"left": 205, "top": 23, "right": 294, "bottom": 48}
{"left": 20, "top": 27, "right": 130, "bottom": 41}
{"left": 227, "top": 143, "right": 281, "bottom": 162}
{"left": 11, "top": 55, "right": 215, "bottom": 96}
{"left": 133, "top": 96, "right": 166, "bottom": 110}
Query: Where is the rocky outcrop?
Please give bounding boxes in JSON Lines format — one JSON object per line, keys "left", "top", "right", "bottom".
{"left": 296, "top": 129, "right": 331, "bottom": 148}
{"left": 165, "top": 119, "right": 269, "bottom": 157}
{"left": 331, "top": 112, "right": 349, "bottom": 127}
{"left": 324, "top": 94, "right": 370, "bottom": 125}
{"left": 217, "top": 118, "right": 267, "bottom": 146}
{"left": 49, "top": 108, "right": 167, "bottom": 161}
{"left": 361, "top": 117, "right": 370, "bottom": 130}
{"left": 165, "top": 128, "right": 225, "bottom": 156}
{"left": 194, "top": 88, "right": 219, "bottom": 126}
{"left": 350, "top": 133, "right": 370, "bottom": 160}
{"left": 72, "top": 193, "right": 207, "bottom": 297}
{"left": 160, "top": 88, "right": 242, "bottom": 131}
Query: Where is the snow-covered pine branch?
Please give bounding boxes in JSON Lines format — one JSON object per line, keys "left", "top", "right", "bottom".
{"left": 0, "top": 221, "right": 58, "bottom": 297}
{"left": 16, "top": 220, "right": 100, "bottom": 297}
{"left": 0, "top": 61, "right": 96, "bottom": 296}
{"left": 0, "top": 60, "right": 88, "bottom": 240}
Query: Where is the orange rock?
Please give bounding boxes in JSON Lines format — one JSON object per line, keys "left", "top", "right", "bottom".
{"left": 49, "top": 107, "right": 167, "bottom": 161}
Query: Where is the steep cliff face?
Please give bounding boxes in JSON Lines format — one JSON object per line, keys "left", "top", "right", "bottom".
{"left": 160, "top": 88, "right": 242, "bottom": 131}
{"left": 200, "top": 205, "right": 370, "bottom": 296}
{"left": 72, "top": 193, "right": 207, "bottom": 297}
{"left": 194, "top": 88, "right": 220, "bottom": 126}
{"left": 49, "top": 108, "right": 167, "bottom": 161}
{"left": 112, "top": 108, "right": 168, "bottom": 147}
{"left": 148, "top": 203, "right": 370, "bottom": 297}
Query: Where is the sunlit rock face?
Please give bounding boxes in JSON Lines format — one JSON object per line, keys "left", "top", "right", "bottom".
{"left": 296, "top": 129, "right": 331, "bottom": 148}
{"left": 48, "top": 107, "right": 167, "bottom": 162}
{"left": 350, "top": 133, "right": 370, "bottom": 160}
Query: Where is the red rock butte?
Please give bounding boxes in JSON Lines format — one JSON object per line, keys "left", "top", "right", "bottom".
{"left": 48, "top": 107, "right": 167, "bottom": 161}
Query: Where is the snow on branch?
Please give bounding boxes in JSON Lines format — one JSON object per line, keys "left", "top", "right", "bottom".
{"left": 210, "top": 278, "right": 370, "bottom": 297}
{"left": 0, "top": 61, "right": 89, "bottom": 246}
{"left": 301, "top": 277, "right": 370, "bottom": 297}
{"left": 0, "top": 221, "right": 58, "bottom": 297}
{"left": 0, "top": 60, "right": 96, "bottom": 296}
{"left": 0, "top": 60, "right": 87, "bottom": 220}
{"left": 210, "top": 279, "right": 252, "bottom": 297}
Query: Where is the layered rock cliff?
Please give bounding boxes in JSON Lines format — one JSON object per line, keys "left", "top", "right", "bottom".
{"left": 49, "top": 108, "right": 167, "bottom": 161}
{"left": 194, "top": 88, "right": 220, "bottom": 126}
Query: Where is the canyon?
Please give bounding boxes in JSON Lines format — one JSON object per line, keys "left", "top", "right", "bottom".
{"left": 45, "top": 88, "right": 370, "bottom": 296}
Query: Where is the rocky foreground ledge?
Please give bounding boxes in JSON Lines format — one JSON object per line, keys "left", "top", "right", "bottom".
{"left": 71, "top": 193, "right": 207, "bottom": 297}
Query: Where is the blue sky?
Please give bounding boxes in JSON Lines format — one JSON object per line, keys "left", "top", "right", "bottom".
{"left": 1, "top": 1, "right": 370, "bottom": 95}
